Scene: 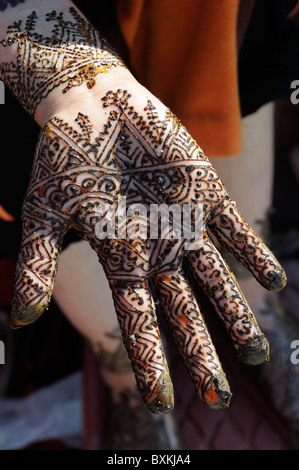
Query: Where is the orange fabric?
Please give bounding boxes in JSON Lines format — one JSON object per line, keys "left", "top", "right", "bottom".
{"left": 0, "top": 204, "right": 15, "bottom": 222}
{"left": 116, "top": 0, "right": 242, "bottom": 157}
{"left": 289, "top": 0, "right": 299, "bottom": 17}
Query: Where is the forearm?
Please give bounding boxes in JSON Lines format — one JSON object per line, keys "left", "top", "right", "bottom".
{"left": 0, "top": 0, "right": 132, "bottom": 126}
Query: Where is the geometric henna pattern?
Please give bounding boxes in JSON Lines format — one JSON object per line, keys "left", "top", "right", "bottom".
{"left": 208, "top": 205, "right": 287, "bottom": 291}
{"left": 187, "top": 233, "right": 270, "bottom": 365}
{"left": 154, "top": 269, "right": 231, "bottom": 408}
{"left": 0, "top": 8, "right": 125, "bottom": 116}
{"left": 10, "top": 89, "right": 287, "bottom": 413}
{"left": 109, "top": 280, "right": 174, "bottom": 413}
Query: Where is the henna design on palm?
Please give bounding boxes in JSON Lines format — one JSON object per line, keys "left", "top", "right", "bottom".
{"left": 10, "top": 89, "right": 287, "bottom": 413}
{"left": 0, "top": 8, "right": 124, "bottom": 116}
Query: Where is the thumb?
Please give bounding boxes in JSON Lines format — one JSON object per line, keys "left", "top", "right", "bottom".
{"left": 10, "top": 203, "right": 68, "bottom": 329}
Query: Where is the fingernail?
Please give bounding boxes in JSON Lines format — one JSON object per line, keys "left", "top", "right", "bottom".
{"left": 266, "top": 268, "right": 287, "bottom": 291}
{"left": 146, "top": 371, "right": 174, "bottom": 415}
{"left": 236, "top": 334, "right": 270, "bottom": 366}
{"left": 203, "top": 374, "right": 232, "bottom": 409}
{"left": 10, "top": 303, "right": 46, "bottom": 329}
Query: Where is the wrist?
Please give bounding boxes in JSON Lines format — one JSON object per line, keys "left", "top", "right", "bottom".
{"left": 35, "top": 67, "right": 137, "bottom": 127}
{"left": 0, "top": 1, "right": 128, "bottom": 125}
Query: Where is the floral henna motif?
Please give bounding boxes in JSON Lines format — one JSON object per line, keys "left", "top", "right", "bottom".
{"left": 10, "top": 89, "right": 287, "bottom": 412}
{"left": 0, "top": 8, "right": 125, "bottom": 116}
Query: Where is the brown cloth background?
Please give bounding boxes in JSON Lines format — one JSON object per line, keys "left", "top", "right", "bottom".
{"left": 116, "top": 0, "right": 242, "bottom": 157}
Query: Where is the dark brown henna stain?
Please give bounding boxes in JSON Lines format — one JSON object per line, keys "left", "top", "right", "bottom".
{"left": 0, "top": 8, "right": 125, "bottom": 116}
{"left": 154, "top": 269, "right": 232, "bottom": 409}
{"left": 10, "top": 90, "right": 286, "bottom": 411}
{"left": 10, "top": 208, "right": 67, "bottom": 329}
{"left": 187, "top": 232, "right": 270, "bottom": 366}
{"left": 109, "top": 280, "right": 174, "bottom": 414}
{"left": 208, "top": 203, "right": 287, "bottom": 291}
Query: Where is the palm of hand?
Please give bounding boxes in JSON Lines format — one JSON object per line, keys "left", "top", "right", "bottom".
{"left": 10, "top": 87, "right": 286, "bottom": 413}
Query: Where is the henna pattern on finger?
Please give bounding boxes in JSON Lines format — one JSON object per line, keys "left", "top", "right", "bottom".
{"left": 109, "top": 280, "right": 174, "bottom": 413}
{"left": 187, "top": 232, "right": 269, "bottom": 365}
{"left": 0, "top": 8, "right": 125, "bottom": 116}
{"left": 11, "top": 204, "right": 68, "bottom": 328}
{"left": 154, "top": 269, "right": 232, "bottom": 409}
{"left": 11, "top": 89, "right": 287, "bottom": 411}
{"left": 214, "top": 213, "right": 272, "bottom": 281}
{"left": 209, "top": 203, "right": 287, "bottom": 291}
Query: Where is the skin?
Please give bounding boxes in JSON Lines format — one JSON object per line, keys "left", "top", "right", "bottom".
{"left": 0, "top": 1, "right": 287, "bottom": 414}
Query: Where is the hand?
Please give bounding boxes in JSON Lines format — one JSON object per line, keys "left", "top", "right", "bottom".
{"left": 9, "top": 82, "right": 287, "bottom": 414}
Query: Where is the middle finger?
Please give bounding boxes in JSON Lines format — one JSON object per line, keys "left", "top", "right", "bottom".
{"left": 154, "top": 267, "right": 232, "bottom": 409}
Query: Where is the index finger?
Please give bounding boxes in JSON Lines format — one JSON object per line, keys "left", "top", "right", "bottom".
{"left": 208, "top": 200, "right": 287, "bottom": 291}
